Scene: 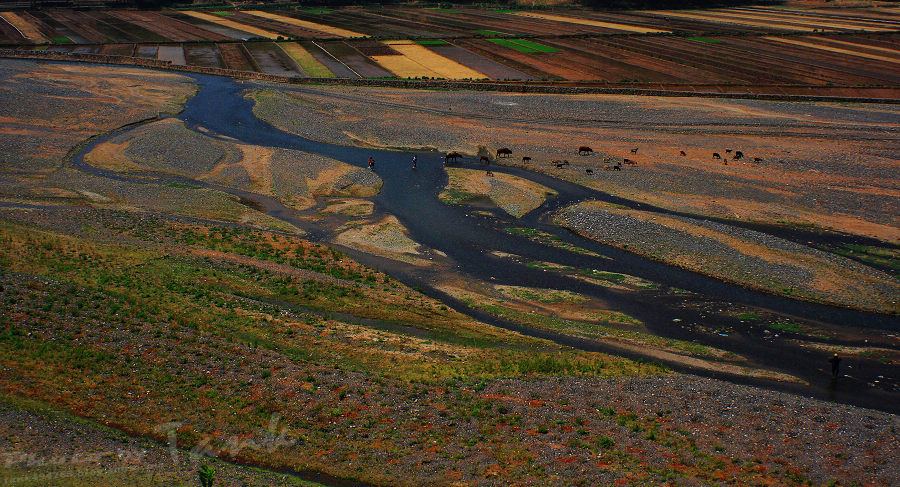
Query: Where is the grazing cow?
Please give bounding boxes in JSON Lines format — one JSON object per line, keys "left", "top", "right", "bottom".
{"left": 578, "top": 146, "right": 593, "bottom": 155}
{"left": 624, "top": 158, "right": 636, "bottom": 165}
{"left": 486, "top": 169, "right": 494, "bottom": 177}
{"left": 630, "top": 147, "right": 638, "bottom": 154}
{"left": 480, "top": 155, "right": 491, "bottom": 165}
{"left": 613, "top": 164, "right": 622, "bottom": 171}
{"left": 445, "top": 152, "right": 460, "bottom": 163}
{"left": 585, "top": 169, "right": 594, "bottom": 175}
{"left": 522, "top": 156, "right": 531, "bottom": 163}
{"left": 753, "top": 157, "right": 762, "bottom": 163}
{"left": 733, "top": 151, "right": 744, "bottom": 160}
{"left": 556, "top": 163, "right": 566, "bottom": 168}
{"left": 713, "top": 152, "right": 722, "bottom": 160}
{"left": 496, "top": 147, "right": 512, "bottom": 158}
{"left": 725, "top": 148, "right": 732, "bottom": 153}
{"left": 680, "top": 150, "right": 687, "bottom": 156}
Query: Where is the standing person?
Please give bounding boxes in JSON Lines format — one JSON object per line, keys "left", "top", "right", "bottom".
{"left": 828, "top": 353, "right": 841, "bottom": 379}
{"left": 368, "top": 157, "right": 375, "bottom": 170}
{"left": 412, "top": 155, "right": 418, "bottom": 169}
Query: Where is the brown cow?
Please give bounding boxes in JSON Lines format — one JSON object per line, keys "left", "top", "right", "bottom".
{"left": 578, "top": 146, "right": 593, "bottom": 155}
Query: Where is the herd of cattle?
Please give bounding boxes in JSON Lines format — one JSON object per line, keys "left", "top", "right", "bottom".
{"left": 443, "top": 145, "right": 767, "bottom": 176}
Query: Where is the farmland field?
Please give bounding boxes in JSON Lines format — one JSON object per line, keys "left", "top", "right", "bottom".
{"left": 1, "top": 5, "right": 898, "bottom": 94}
{"left": 1, "top": 3, "right": 899, "bottom": 486}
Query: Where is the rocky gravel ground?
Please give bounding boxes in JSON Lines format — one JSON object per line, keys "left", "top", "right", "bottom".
{"left": 558, "top": 202, "right": 900, "bottom": 312}
{"left": 0, "top": 60, "right": 193, "bottom": 172}
{"left": 120, "top": 119, "right": 238, "bottom": 176}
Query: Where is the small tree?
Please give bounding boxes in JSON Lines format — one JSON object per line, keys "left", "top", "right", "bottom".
{"left": 198, "top": 464, "right": 214, "bottom": 487}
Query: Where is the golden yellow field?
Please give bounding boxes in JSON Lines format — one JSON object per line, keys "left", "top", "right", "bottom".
{"left": 378, "top": 41, "right": 486, "bottom": 80}
{"left": 765, "top": 36, "right": 900, "bottom": 63}
{"left": 243, "top": 10, "right": 365, "bottom": 38}
{"left": 180, "top": 11, "right": 279, "bottom": 39}
{"left": 513, "top": 12, "right": 670, "bottom": 34}
{"left": 0, "top": 12, "right": 49, "bottom": 42}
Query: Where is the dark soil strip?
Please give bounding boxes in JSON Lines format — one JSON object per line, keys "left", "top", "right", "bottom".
{"left": 184, "top": 43, "right": 225, "bottom": 69}
{"left": 303, "top": 40, "right": 358, "bottom": 78}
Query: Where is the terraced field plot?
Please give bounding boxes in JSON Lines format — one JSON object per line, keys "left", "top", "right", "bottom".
{"left": 278, "top": 41, "right": 334, "bottom": 77}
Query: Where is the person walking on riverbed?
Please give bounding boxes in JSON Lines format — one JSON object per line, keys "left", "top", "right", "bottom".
{"left": 412, "top": 155, "right": 417, "bottom": 169}
{"left": 368, "top": 157, "right": 375, "bottom": 170}
{"left": 829, "top": 353, "right": 842, "bottom": 379}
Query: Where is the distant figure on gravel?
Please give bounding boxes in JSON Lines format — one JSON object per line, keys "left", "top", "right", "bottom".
{"left": 368, "top": 157, "right": 375, "bottom": 170}
{"left": 412, "top": 155, "right": 417, "bottom": 169}
{"left": 829, "top": 353, "right": 842, "bottom": 379}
